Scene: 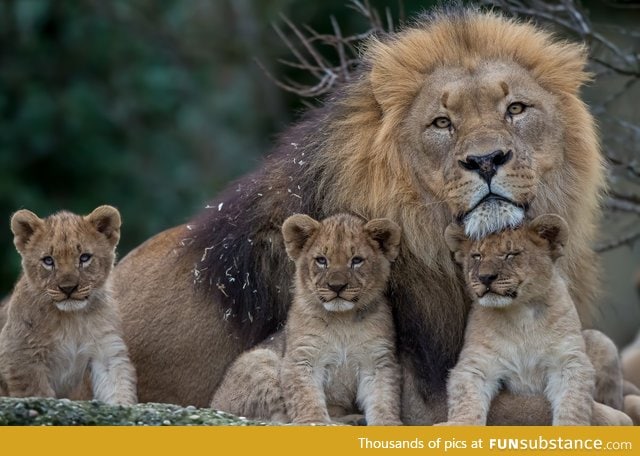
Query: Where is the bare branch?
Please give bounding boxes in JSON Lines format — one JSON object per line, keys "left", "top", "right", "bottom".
{"left": 330, "top": 16, "right": 349, "bottom": 82}
{"left": 606, "top": 196, "right": 640, "bottom": 216}
{"left": 596, "top": 229, "right": 640, "bottom": 252}
{"left": 258, "top": 0, "right": 395, "bottom": 99}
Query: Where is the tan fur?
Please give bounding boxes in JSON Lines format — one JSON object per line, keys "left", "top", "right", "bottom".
{"left": 440, "top": 215, "right": 629, "bottom": 426}
{"left": 622, "top": 330, "right": 640, "bottom": 424}
{"left": 212, "top": 214, "right": 402, "bottom": 425}
{"left": 623, "top": 343, "right": 640, "bottom": 388}
{"left": 0, "top": 296, "right": 8, "bottom": 331}
{"left": 0, "top": 207, "right": 137, "bottom": 405}
{"left": 624, "top": 395, "right": 640, "bottom": 425}
{"left": 114, "top": 10, "right": 606, "bottom": 424}
{"left": 621, "top": 273, "right": 640, "bottom": 400}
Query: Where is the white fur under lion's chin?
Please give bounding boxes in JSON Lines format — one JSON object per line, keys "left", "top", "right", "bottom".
{"left": 323, "top": 299, "right": 355, "bottom": 312}
{"left": 463, "top": 199, "right": 525, "bottom": 240}
{"left": 55, "top": 299, "right": 89, "bottom": 312}
{"left": 477, "top": 293, "right": 514, "bottom": 308}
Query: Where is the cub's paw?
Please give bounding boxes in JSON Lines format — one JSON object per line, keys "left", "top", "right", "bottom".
{"left": 433, "top": 421, "right": 475, "bottom": 426}
{"left": 367, "top": 418, "right": 403, "bottom": 426}
{"left": 623, "top": 395, "right": 640, "bottom": 425}
{"left": 293, "top": 417, "right": 332, "bottom": 426}
{"left": 592, "top": 402, "right": 633, "bottom": 426}
{"left": 332, "top": 414, "right": 367, "bottom": 426}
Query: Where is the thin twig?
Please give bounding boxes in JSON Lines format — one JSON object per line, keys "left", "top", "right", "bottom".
{"left": 258, "top": 0, "right": 393, "bottom": 98}
{"left": 596, "top": 229, "right": 640, "bottom": 252}
{"left": 606, "top": 197, "right": 640, "bottom": 215}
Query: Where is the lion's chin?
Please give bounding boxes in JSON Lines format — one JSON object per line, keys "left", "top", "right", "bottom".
{"left": 55, "top": 299, "right": 89, "bottom": 312}
{"left": 463, "top": 198, "right": 525, "bottom": 239}
{"left": 477, "top": 293, "right": 514, "bottom": 308}
{"left": 323, "top": 298, "right": 355, "bottom": 313}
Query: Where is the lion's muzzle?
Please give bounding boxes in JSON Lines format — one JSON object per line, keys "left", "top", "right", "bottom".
{"left": 459, "top": 149, "right": 513, "bottom": 184}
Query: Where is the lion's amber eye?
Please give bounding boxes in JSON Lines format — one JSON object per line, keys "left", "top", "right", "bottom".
{"left": 432, "top": 117, "right": 451, "bottom": 129}
{"left": 79, "top": 253, "right": 92, "bottom": 264}
{"left": 351, "top": 256, "right": 364, "bottom": 268}
{"left": 507, "top": 102, "right": 526, "bottom": 116}
{"left": 315, "top": 256, "right": 328, "bottom": 267}
{"left": 42, "top": 256, "right": 55, "bottom": 268}
{"left": 471, "top": 253, "right": 481, "bottom": 261}
{"left": 505, "top": 252, "right": 520, "bottom": 260}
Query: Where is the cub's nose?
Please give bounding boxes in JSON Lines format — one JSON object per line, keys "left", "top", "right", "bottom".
{"left": 477, "top": 274, "right": 498, "bottom": 287}
{"left": 459, "top": 149, "right": 513, "bottom": 183}
{"left": 59, "top": 284, "right": 78, "bottom": 297}
{"left": 327, "top": 282, "right": 347, "bottom": 294}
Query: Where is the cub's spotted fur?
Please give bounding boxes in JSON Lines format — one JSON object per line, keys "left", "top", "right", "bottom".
{"left": 0, "top": 206, "right": 136, "bottom": 405}
{"left": 212, "top": 213, "right": 402, "bottom": 425}
{"left": 440, "top": 215, "right": 630, "bottom": 426}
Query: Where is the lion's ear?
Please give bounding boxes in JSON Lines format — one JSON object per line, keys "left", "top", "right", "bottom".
{"left": 11, "top": 209, "right": 43, "bottom": 254}
{"left": 281, "top": 214, "right": 321, "bottom": 261}
{"left": 444, "top": 223, "right": 467, "bottom": 264}
{"left": 529, "top": 214, "right": 568, "bottom": 260}
{"left": 364, "top": 219, "right": 401, "bottom": 262}
{"left": 86, "top": 205, "right": 121, "bottom": 247}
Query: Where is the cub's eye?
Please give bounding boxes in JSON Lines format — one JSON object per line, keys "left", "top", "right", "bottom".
{"left": 315, "top": 256, "right": 328, "bottom": 267}
{"left": 42, "top": 256, "right": 55, "bottom": 267}
{"left": 432, "top": 117, "right": 452, "bottom": 129}
{"left": 507, "top": 102, "right": 526, "bottom": 116}
{"left": 505, "top": 252, "right": 520, "bottom": 260}
{"left": 79, "top": 253, "right": 92, "bottom": 264}
{"left": 471, "top": 253, "right": 482, "bottom": 261}
{"left": 351, "top": 256, "right": 364, "bottom": 268}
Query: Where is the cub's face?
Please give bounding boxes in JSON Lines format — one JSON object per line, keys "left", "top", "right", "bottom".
{"left": 445, "top": 214, "right": 568, "bottom": 308}
{"left": 282, "top": 213, "right": 401, "bottom": 313}
{"left": 11, "top": 206, "right": 121, "bottom": 312}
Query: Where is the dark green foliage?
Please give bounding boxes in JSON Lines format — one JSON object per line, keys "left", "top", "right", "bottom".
{"left": 0, "top": 0, "right": 432, "bottom": 294}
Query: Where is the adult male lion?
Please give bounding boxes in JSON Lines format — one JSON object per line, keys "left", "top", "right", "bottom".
{"left": 114, "top": 9, "right": 606, "bottom": 423}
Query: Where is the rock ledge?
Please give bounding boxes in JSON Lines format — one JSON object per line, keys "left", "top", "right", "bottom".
{"left": 0, "top": 397, "right": 263, "bottom": 426}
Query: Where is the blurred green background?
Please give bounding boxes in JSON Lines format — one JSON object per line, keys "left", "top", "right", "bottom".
{"left": 0, "top": 1, "right": 638, "bottom": 344}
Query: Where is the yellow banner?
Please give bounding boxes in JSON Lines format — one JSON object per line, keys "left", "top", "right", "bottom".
{"left": 0, "top": 426, "right": 637, "bottom": 456}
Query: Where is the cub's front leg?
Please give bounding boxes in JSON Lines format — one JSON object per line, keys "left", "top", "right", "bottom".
{"left": 90, "top": 331, "right": 137, "bottom": 405}
{"left": 583, "top": 329, "right": 624, "bottom": 410}
{"left": 546, "top": 351, "right": 595, "bottom": 425}
{"left": 280, "top": 351, "right": 330, "bottom": 425}
{"left": 2, "top": 361, "right": 55, "bottom": 399}
{"left": 357, "top": 352, "right": 403, "bottom": 425}
{"left": 441, "top": 356, "right": 501, "bottom": 426}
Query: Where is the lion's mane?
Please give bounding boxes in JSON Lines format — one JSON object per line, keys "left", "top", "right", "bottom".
{"left": 190, "top": 8, "right": 605, "bottom": 390}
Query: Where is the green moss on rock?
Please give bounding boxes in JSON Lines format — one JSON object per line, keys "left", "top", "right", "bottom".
{"left": 0, "top": 397, "right": 265, "bottom": 426}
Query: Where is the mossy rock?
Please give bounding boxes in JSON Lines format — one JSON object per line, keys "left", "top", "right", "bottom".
{"left": 0, "top": 397, "right": 265, "bottom": 426}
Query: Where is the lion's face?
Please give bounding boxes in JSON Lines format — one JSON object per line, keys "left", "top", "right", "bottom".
{"left": 445, "top": 214, "right": 568, "bottom": 308}
{"left": 282, "top": 213, "right": 400, "bottom": 313}
{"left": 11, "top": 206, "right": 121, "bottom": 312}
{"left": 405, "top": 61, "right": 562, "bottom": 239}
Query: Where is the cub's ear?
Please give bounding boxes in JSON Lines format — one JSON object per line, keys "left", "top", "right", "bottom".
{"left": 444, "top": 223, "right": 467, "bottom": 264}
{"left": 11, "top": 209, "right": 43, "bottom": 254}
{"left": 86, "top": 205, "right": 121, "bottom": 247}
{"left": 364, "top": 219, "right": 402, "bottom": 262}
{"left": 282, "top": 214, "right": 321, "bottom": 261}
{"left": 529, "top": 214, "right": 568, "bottom": 260}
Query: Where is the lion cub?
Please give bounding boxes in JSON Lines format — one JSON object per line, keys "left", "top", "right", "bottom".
{"left": 212, "top": 213, "right": 403, "bottom": 425}
{"left": 0, "top": 206, "right": 137, "bottom": 405}
{"left": 442, "top": 214, "right": 629, "bottom": 426}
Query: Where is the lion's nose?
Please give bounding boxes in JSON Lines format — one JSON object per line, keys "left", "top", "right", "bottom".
{"left": 59, "top": 284, "right": 78, "bottom": 297}
{"left": 327, "top": 282, "right": 347, "bottom": 294}
{"left": 478, "top": 274, "right": 498, "bottom": 287}
{"left": 459, "top": 150, "right": 513, "bottom": 183}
